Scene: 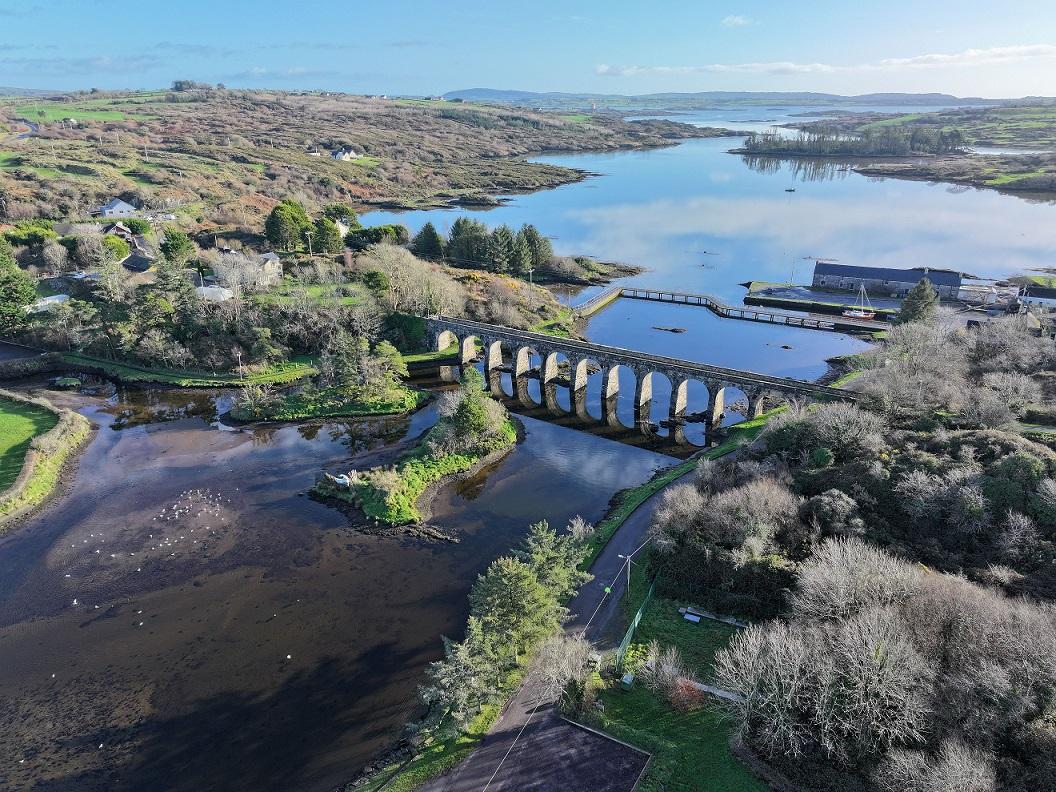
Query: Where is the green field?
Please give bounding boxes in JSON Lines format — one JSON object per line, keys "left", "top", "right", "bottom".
{"left": 0, "top": 397, "right": 58, "bottom": 490}
{"left": 590, "top": 567, "right": 765, "bottom": 792}
{"left": 11, "top": 102, "right": 157, "bottom": 123}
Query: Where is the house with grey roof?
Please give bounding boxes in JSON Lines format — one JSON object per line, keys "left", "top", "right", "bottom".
{"left": 92, "top": 198, "right": 138, "bottom": 218}
{"left": 811, "top": 262, "right": 964, "bottom": 298}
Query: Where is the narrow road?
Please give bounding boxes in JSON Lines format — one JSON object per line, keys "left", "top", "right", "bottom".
{"left": 418, "top": 464, "right": 697, "bottom": 792}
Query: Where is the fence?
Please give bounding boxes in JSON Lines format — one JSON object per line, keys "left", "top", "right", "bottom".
{"left": 614, "top": 575, "right": 657, "bottom": 672}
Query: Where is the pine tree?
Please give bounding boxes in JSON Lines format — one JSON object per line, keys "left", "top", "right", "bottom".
{"left": 264, "top": 200, "right": 311, "bottom": 251}
{"left": 897, "top": 277, "right": 940, "bottom": 324}
{"left": 512, "top": 228, "right": 533, "bottom": 276}
{"left": 312, "top": 217, "right": 344, "bottom": 254}
{"left": 468, "top": 556, "right": 560, "bottom": 658}
{"left": 0, "top": 239, "right": 36, "bottom": 337}
{"left": 447, "top": 217, "right": 489, "bottom": 267}
{"left": 158, "top": 229, "right": 195, "bottom": 265}
{"left": 487, "top": 225, "right": 516, "bottom": 273}
{"left": 519, "top": 224, "right": 553, "bottom": 270}
{"left": 513, "top": 520, "right": 591, "bottom": 600}
{"left": 411, "top": 222, "right": 446, "bottom": 260}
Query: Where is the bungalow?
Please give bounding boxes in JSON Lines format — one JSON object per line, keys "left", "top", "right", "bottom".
{"left": 102, "top": 222, "right": 135, "bottom": 244}
{"left": 811, "top": 261, "right": 964, "bottom": 299}
{"left": 330, "top": 149, "right": 362, "bottom": 161}
{"left": 92, "top": 198, "right": 138, "bottom": 218}
{"left": 212, "top": 251, "right": 283, "bottom": 289}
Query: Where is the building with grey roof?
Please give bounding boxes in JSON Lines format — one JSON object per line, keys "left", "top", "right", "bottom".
{"left": 811, "top": 261, "right": 963, "bottom": 298}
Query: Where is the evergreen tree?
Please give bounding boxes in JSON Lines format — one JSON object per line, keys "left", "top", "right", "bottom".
{"left": 519, "top": 224, "right": 553, "bottom": 270}
{"left": 312, "top": 217, "right": 344, "bottom": 254}
{"left": 264, "top": 200, "right": 311, "bottom": 251}
{"left": 512, "top": 228, "right": 533, "bottom": 276}
{"left": 322, "top": 202, "right": 361, "bottom": 229}
{"left": 897, "top": 278, "right": 940, "bottom": 324}
{"left": 487, "top": 225, "right": 516, "bottom": 273}
{"left": 513, "top": 520, "right": 591, "bottom": 600}
{"left": 159, "top": 229, "right": 196, "bottom": 265}
{"left": 0, "top": 239, "right": 36, "bottom": 337}
{"left": 411, "top": 222, "right": 446, "bottom": 260}
{"left": 447, "top": 217, "right": 489, "bottom": 267}
{"left": 468, "top": 556, "right": 560, "bottom": 658}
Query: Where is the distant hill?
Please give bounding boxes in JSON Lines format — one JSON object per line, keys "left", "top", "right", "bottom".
{"left": 443, "top": 88, "right": 1011, "bottom": 110}
{"left": 0, "top": 85, "right": 60, "bottom": 97}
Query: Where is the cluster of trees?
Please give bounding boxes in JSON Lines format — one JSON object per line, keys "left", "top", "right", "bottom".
{"left": 410, "top": 220, "right": 554, "bottom": 277}
{"left": 264, "top": 199, "right": 360, "bottom": 254}
{"left": 742, "top": 126, "right": 968, "bottom": 157}
{"left": 2, "top": 218, "right": 149, "bottom": 275}
{"left": 646, "top": 312, "right": 1056, "bottom": 789}
{"left": 715, "top": 537, "right": 1056, "bottom": 791}
{"left": 417, "top": 518, "right": 592, "bottom": 737}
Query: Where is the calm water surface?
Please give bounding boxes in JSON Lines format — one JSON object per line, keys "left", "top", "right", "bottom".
{"left": 0, "top": 387, "right": 669, "bottom": 791}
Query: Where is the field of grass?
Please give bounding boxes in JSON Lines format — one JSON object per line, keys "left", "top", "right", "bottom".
{"left": 12, "top": 102, "right": 157, "bottom": 123}
{"left": 403, "top": 343, "right": 459, "bottom": 364}
{"left": 0, "top": 397, "right": 58, "bottom": 490}
{"left": 594, "top": 684, "right": 764, "bottom": 792}
{"left": 586, "top": 562, "right": 765, "bottom": 792}
{"left": 62, "top": 352, "right": 317, "bottom": 387}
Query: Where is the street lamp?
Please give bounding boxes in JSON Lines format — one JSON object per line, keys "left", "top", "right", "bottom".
{"left": 617, "top": 553, "right": 635, "bottom": 590}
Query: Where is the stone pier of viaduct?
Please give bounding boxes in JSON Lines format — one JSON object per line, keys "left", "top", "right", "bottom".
{"left": 424, "top": 316, "right": 855, "bottom": 445}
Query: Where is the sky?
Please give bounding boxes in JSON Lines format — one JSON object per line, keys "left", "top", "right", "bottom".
{"left": 0, "top": 0, "right": 1054, "bottom": 97}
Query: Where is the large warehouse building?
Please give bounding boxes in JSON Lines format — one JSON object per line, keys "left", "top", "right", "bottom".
{"left": 811, "top": 262, "right": 964, "bottom": 298}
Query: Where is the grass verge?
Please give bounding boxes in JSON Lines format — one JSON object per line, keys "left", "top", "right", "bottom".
{"left": 0, "top": 397, "right": 58, "bottom": 490}
{"left": 62, "top": 352, "right": 317, "bottom": 386}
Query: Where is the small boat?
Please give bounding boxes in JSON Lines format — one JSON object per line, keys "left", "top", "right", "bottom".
{"left": 843, "top": 285, "right": 876, "bottom": 320}
{"left": 784, "top": 187, "right": 796, "bottom": 192}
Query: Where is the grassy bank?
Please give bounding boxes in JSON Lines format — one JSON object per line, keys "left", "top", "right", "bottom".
{"left": 0, "top": 391, "right": 92, "bottom": 527}
{"left": 232, "top": 384, "right": 427, "bottom": 422}
{"left": 62, "top": 352, "right": 317, "bottom": 387}
{"left": 0, "top": 397, "right": 58, "bottom": 489}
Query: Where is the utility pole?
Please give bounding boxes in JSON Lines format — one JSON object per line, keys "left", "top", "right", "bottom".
{"left": 305, "top": 231, "right": 314, "bottom": 258}
{"left": 527, "top": 266, "right": 534, "bottom": 311}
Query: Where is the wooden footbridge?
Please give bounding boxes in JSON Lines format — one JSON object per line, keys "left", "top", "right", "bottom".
{"left": 576, "top": 286, "right": 889, "bottom": 334}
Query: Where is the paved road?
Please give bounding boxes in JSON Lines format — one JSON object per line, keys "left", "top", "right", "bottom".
{"left": 0, "top": 341, "right": 44, "bottom": 362}
{"left": 418, "top": 464, "right": 697, "bottom": 792}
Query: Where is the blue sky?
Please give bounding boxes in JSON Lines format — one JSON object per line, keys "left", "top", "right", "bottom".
{"left": 1, "top": 0, "right": 1053, "bottom": 97}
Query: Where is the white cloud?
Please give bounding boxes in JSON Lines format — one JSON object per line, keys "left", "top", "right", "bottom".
{"left": 720, "top": 15, "right": 753, "bottom": 28}
{"left": 596, "top": 44, "right": 1056, "bottom": 78}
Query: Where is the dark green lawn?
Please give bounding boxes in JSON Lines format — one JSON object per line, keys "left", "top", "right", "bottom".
{"left": 0, "top": 397, "right": 57, "bottom": 490}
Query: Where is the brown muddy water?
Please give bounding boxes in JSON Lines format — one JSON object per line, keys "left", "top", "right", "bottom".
{"left": 0, "top": 384, "right": 671, "bottom": 792}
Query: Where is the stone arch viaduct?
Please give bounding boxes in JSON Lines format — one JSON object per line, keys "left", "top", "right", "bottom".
{"left": 424, "top": 316, "right": 856, "bottom": 445}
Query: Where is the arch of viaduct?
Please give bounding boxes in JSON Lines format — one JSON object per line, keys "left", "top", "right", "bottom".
{"left": 425, "top": 316, "right": 856, "bottom": 444}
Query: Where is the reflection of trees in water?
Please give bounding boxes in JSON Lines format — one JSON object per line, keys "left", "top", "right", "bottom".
{"left": 739, "top": 154, "right": 856, "bottom": 183}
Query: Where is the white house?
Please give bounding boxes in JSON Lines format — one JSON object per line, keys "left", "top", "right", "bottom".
{"left": 1023, "top": 286, "right": 1056, "bottom": 308}
{"left": 93, "top": 198, "right": 138, "bottom": 218}
{"left": 330, "top": 149, "right": 362, "bottom": 161}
